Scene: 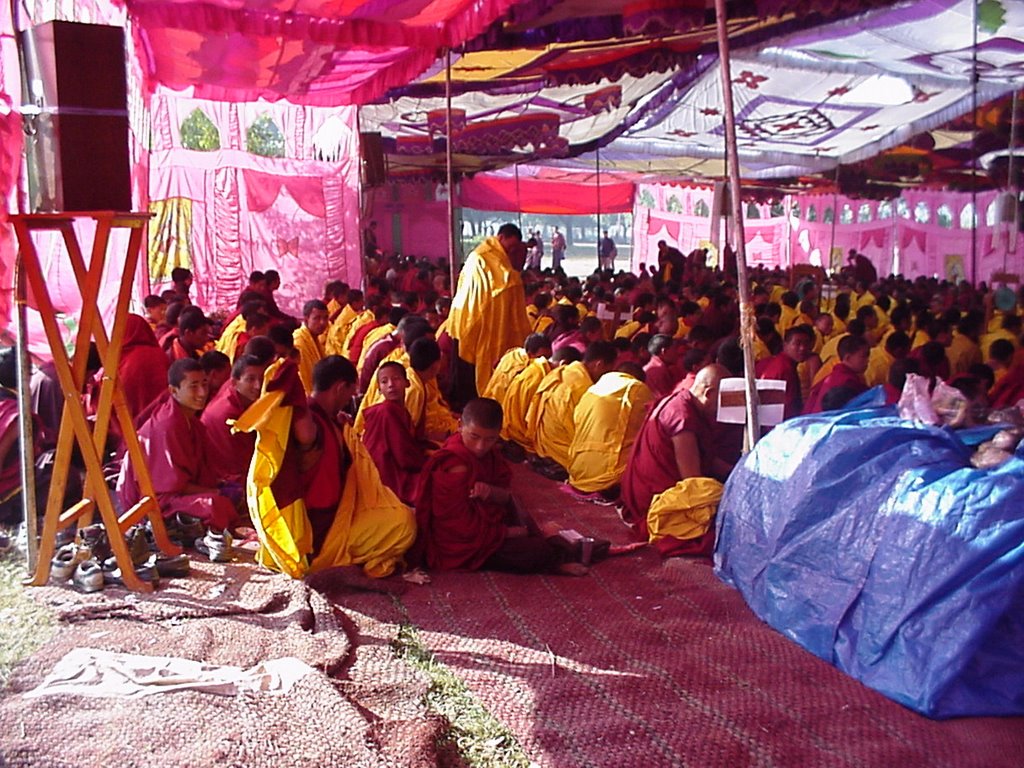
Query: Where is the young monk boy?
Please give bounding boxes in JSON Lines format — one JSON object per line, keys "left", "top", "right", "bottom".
{"left": 361, "top": 361, "right": 428, "bottom": 504}
{"left": 412, "top": 397, "right": 584, "bottom": 575}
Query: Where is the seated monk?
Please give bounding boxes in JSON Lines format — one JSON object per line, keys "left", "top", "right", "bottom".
{"left": 232, "top": 355, "right": 415, "bottom": 579}
{"left": 293, "top": 300, "right": 329, "bottom": 394}
{"left": 361, "top": 361, "right": 428, "bottom": 505}
{"left": 481, "top": 333, "right": 551, "bottom": 404}
{"left": 500, "top": 348, "right": 553, "bottom": 451}
{"left": 117, "top": 315, "right": 170, "bottom": 421}
{"left": 357, "top": 307, "right": 407, "bottom": 374}
{"left": 567, "top": 364, "right": 654, "bottom": 498}
{"left": 344, "top": 296, "right": 389, "bottom": 363}
{"left": 528, "top": 340, "right": 617, "bottom": 472}
{"left": 621, "top": 364, "right": 733, "bottom": 557}
{"left": 411, "top": 397, "right": 580, "bottom": 575}
{"left": 642, "top": 333, "right": 683, "bottom": 400}
{"left": 358, "top": 314, "right": 432, "bottom": 397}
{"left": 755, "top": 324, "right": 814, "bottom": 420}
{"left": 200, "top": 350, "right": 231, "bottom": 400}
{"left": 200, "top": 354, "right": 268, "bottom": 484}
{"left": 117, "top": 358, "right": 238, "bottom": 532}
{"left": 166, "top": 306, "right": 212, "bottom": 362}
{"left": 804, "top": 334, "right": 870, "bottom": 414}
{"left": 326, "top": 289, "right": 365, "bottom": 356}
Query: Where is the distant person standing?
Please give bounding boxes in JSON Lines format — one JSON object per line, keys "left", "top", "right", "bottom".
{"left": 551, "top": 227, "right": 566, "bottom": 271}
{"left": 599, "top": 230, "right": 617, "bottom": 271}
{"left": 364, "top": 220, "right": 381, "bottom": 259}
{"left": 534, "top": 229, "right": 544, "bottom": 264}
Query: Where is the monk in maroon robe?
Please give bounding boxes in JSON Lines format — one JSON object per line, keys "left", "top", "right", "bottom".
{"left": 117, "top": 358, "right": 237, "bottom": 530}
{"left": 804, "top": 335, "right": 870, "bottom": 414}
{"left": 620, "top": 365, "right": 732, "bottom": 547}
{"left": 755, "top": 324, "right": 814, "bottom": 420}
{"left": 200, "top": 354, "right": 267, "bottom": 484}
{"left": 118, "top": 315, "right": 170, "bottom": 420}
{"left": 412, "top": 398, "right": 572, "bottom": 574}
{"left": 642, "top": 334, "right": 683, "bottom": 400}
{"left": 361, "top": 362, "right": 427, "bottom": 504}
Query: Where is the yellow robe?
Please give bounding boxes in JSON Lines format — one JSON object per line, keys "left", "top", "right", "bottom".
{"left": 500, "top": 357, "right": 550, "bottom": 449}
{"left": 527, "top": 360, "right": 593, "bottom": 469}
{"left": 357, "top": 323, "right": 395, "bottom": 374}
{"left": 292, "top": 325, "right": 324, "bottom": 394}
{"left": 447, "top": 236, "right": 532, "bottom": 394}
{"left": 865, "top": 346, "right": 894, "bottom": 388}
{"left": 946, "top": 331, "right": 981, "bottom": 375}
{"left": 813, "top": 332, "right": 849, "bottom": 386}
{"left": 647, "top": 478, "right": 724, "bottom": 546}
{"left": 233, "top": 390, "right": 415, "bottom": 579}
{"left": 341, "top": 309, "right": 375, "bottom": 359}
{"left": 615, "top": 320, "right": 641, "bottom": 340}
{"left": 568, "top": 372, "right": 653, "bottom": 493}
{"left": 325, "top": 304, "right": 359, "bottom": 356}
{"left": 215, "top": 314, "right": 246, "bottom": 362}
{"left": 355, "top": 349, "right": 458, "bottom": 438}
{"left": 777, "top": 305, "right": 799, "bottom": 335}
{"left": 981, "top": 327, "right": 1017, "bottom": 358}
{"left": 481, "top": 347, "right": 529, "bottom": 403}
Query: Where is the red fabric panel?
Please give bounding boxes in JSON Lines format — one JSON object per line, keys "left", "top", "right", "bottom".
{"left": 460, "top": 174, "right": 634, "bottom": 214}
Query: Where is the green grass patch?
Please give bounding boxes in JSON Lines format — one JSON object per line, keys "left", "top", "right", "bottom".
{"left": 0, "top": 549, "right": 56, "bottom": 688}
{"left": 391, "top": 612, "right": 531, "bottom": 768}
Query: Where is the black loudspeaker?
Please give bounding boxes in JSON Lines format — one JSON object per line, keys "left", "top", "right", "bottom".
{"left": 360, "top": 132, "right": 387, "bottom": 187}
{"left": 21, "top": 21, "right": 131, "bottom": 211}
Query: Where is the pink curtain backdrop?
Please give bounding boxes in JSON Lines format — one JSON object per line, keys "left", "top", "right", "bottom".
{"left": 144, "top": 89, "right": 362, "bottom": 315}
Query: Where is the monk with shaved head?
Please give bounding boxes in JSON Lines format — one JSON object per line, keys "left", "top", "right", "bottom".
{"left": 620, "top": 363, "right": 735, "bottom": 552}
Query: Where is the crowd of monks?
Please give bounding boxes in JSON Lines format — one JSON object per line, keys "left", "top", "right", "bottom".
{"left": 6, "top": 228, "right": 1024, "bottom": 580}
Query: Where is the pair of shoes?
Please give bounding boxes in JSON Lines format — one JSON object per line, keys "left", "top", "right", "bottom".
{"left": 50, "top": 543, "right": 82, "bottom": 583}
{"left": 101, "top": 557, "right": 160, "bottom": 588}
{"left": 124, "top": 526, "right": 152, "bottom": 567}
{"left": 78, "top": 524, "right": 111, "bottom": 562}
{"left": 73, "top": 559, "right": 104, "bottom": 593}
{"left": 194, "top": 530, "right": 233, "bottom": 562}
{"left": 175, "top": 513, "right": 206, "bottom": 545}
{"left": 152, "top": 552, "right": 190, "bottom": 578}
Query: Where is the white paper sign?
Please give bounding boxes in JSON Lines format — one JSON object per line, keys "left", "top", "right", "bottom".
{"left": 718, "top": 378, "right": 788, "bottom": 427}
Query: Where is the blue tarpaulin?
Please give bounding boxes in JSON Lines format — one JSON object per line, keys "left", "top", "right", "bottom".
{"left": 714, "top": 404, "right": 1024, "bottom": 718}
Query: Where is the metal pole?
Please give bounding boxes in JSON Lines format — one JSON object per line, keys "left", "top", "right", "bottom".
{"left": 445, "top": 48, "right": 458, "bottom": 293}
{"left": 14, "top": 255, "right": 38, "bottom": 571}
{"left": 714, "top": 0, "right": 760, "bottom": 446}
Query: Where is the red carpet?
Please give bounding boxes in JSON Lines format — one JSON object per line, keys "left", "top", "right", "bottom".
{"left": 381, "top": 464, "right": 1024, "bottom": 767}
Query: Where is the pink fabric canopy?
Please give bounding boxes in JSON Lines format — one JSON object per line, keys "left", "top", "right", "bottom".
{"left": 460, "top": 167, "right": 636, "bottom": 215}
{"left": 129, "top": 0, "right": 520, "bottom": 105}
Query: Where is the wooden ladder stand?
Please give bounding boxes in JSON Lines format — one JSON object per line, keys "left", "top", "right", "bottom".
{"left": 11, "top": 212, "right": 181, "bottom": 592}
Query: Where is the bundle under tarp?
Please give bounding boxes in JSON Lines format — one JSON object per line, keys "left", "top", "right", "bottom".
{"left": 715, "top": 405, "right": 1024, "bottom": 718}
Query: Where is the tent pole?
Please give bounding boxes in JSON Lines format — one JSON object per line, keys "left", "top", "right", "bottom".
{"left": 514, "top": 164, "right": 523, "bottom": 232}
{"left": 1005, "top": 90, "right": 1019, "bottom": 263}
{"left": 970, "top": 0, "right": 979, "bottom": 282}
{"left": 14, "top": 253, "right": 38, "bottom": 571}
{"left": 445, "top": 48, "right": 458, "bottom": 293}
{"left": 829, "top": 166, "right": 839, "bottom": 273}
{"left": 596, "top": 145, "right": 602, "bottom": 271}
{"left": 714, "top": 0, "right": 760, "bottom": 448}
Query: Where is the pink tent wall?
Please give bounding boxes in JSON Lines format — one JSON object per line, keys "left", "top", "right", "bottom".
{"left": 366, "top": 183, "right": 451, "bottom": 261}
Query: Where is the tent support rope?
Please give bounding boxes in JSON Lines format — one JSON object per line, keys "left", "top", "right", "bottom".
{"left": 445, "top": 48, "right": 457, "bottom": 292}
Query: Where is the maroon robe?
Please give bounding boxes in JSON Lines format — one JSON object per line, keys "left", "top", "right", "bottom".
{"left": 0, "top": 397, "right": 23, "bottom": 499}
{"left": 347, "top": 320, "right": 383, "bottom": 364}
{"left": 620, "top": 389, "right": 714, "bottom": 536}
{"left": 200, "top": 384, "right": 256, "bottom": 483}
{"left": 361, "top": 399, "right": 426, "bottom": 505}
{"left": 118, "top": 315, "right": 170, "bottom": 419}
{"left": 358, "top": 334, "right": 400, "bottom": 393}
{"left": 643, "top": 356, "right": 681, "bottom": 400}
{"left": 803, "top": 362, "right": 868, "bottom": 415}
{"left": 116, "top": 396, "right": 236, "bottom": 529}
{"left": 412, "top": 433, "right": 510, "bottom": 571}
{"left": 755, "top": 352, "right": 802, "bottom": 419}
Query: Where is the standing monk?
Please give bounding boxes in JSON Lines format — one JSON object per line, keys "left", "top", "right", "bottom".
{"left": 446, "top": 223, "right": 531, "bottom": 406}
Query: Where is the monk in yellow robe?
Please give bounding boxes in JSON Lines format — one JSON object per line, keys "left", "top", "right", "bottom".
{"left": 528, "top": 340, "right": 617, "bottom": 471}
{"left": 481, "top": 334, "right": 552, "bottom": 404}
{"left": 447, "top": 223, "right": 531, "bottom": 401}
{"left": 865, "top": 331, "right": 910, "bottom": 388}
{"left": 946, "top": 313, "right": 984, "bottom": 376}
{"left": 500, "top": 354, "right": 551, "bottom": 450}
{"left": 233, "top": 356, "right": 415, "bottom": 579}
{"left": 292, "top": 300, "right": 328, "bottom": 394}
{"left": 325, "top": 289, "right": 364, "bottom": 356}
{"left": 567, "top": 365, "right": 653, "bottom": 496}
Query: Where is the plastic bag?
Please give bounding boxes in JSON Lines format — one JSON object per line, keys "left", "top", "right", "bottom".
{"left": 897, "top": 373, "right": 940, "bottom": 425}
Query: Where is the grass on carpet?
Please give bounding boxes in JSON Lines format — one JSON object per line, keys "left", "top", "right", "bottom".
{"left": 390, "top": 603, "right": 531, "bottom": 768}
{"left": 0, "top": 549, "right": 55, "bottom": 689}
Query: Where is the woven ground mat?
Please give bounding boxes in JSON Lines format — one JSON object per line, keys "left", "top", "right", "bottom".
{"left": 0, "top": 558, "right": 444, "bottom": 767}
{"left": 386, "top": 464, "right": 1024, "bottom": 768}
